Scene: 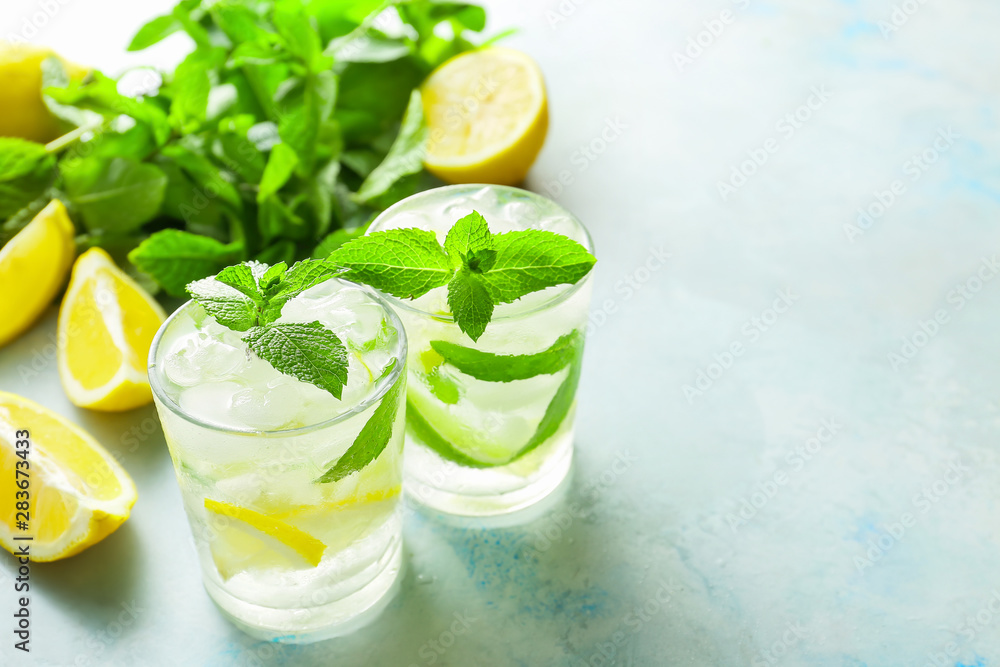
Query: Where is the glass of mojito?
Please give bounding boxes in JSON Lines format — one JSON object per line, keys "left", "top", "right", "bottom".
{"left": 331, "top": 184, "right": 595, "bottom": 516}
{"left": 148, "top": 260, "right": 407, "bottom": 642}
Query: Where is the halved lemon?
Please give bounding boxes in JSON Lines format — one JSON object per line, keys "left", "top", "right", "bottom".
{"left": 204, "top": 498, "right": 327, "bottom": 580}
{"left": 422, "top": 47, "right": 548, "bottom": 185}
{"left": 58, "top": 248, "right": 166, "bottom": 411}
{"left": 0, "top": 199, "right": 75, "bottom": 347}
{"left": 0, "top": 391, "right": 137, "bottom": 562}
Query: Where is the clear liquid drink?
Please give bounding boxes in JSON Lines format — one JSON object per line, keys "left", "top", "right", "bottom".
{"left": 148, "top": 275, "right": 407, "bottom": 642}
{"left": 368, "top": 185, "right": 594, "bottom": 516}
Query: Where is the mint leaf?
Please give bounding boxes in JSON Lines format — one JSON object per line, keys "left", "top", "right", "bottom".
{"left": 447, "top": 269, "right": 493, "bottom": 342}
{"left": 215, "top": 264, "right": 264, "bottom": 305}
{"left": 479, "top": 230, "right": 596, "bottom": 304}
{"left": 128, "top": 14, "right": 182, "bottom": 51}
{"left": 316, "top": 360, "right": 404, "bottom": 483}
{"left": 354, "top": 90, "right": 426, "bottom": 204}
{"left": 430, "top": 330, "right": 581, "bottom": 382}
{"left": 426, "top": 368, "right": 460, "bottom": 404}
{"left": 260, "top": 259, "right": 343, "bottom": 323}
{"left": 62, "top": 157, "right": 168, "bottom": 233}
{"left": 243, "top": 322, "right": 349, "bottom": 399}
{"left": 259, "top": 262, "right": 288, "bottom": 292}
{"left": 312, "top": 223, "right": 370, "bottom": 258}
{"left": 329, "top": 229, "right": 453, "bottom": 298}
{"left": 258, "top": 143, "right": 299, "bottom": 203}
{"left": 444, "top": 210, "right": 494, "bottom": 266}
{"left": 514, "top": 358, "right": 583, "bottom": 460}
{"left": 129, "top": 230, "right": 243, "bottom": 297}
{"left": 187, "top": 275, "right": 259, "bottom": 332}
{"left": 406, "top": 400, "right": 492, "bottom": 469}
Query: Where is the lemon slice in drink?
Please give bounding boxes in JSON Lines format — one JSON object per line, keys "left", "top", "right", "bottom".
{"left": 0, "top": 392, "right": 137, "bottom": 562}
{"left": 204, "top": 499, "right": 327, "bottom": 580}
{"left": 422, "top": 47, "right": 548, "bottom": 185}
{"left": 58, "top": 248, "right": 166, "bottom": 411}
{"left": 0, "top": 200, "right": 75, "bottom": 347}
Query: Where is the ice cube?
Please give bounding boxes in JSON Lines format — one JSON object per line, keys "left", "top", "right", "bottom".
{"left": 164, "top": 332, "right": 249, "bottom": 387}
{"left": 500, "top": 201, "right": 540, "bottom": 230}
{"left": 539, "top": 215, "right": 586, "bottom": 243}
{"left": 230, "top": 380, "right": 305, "bottom": 431}
{"left": 179, "top": 381, "right": 245, "bottom": 427}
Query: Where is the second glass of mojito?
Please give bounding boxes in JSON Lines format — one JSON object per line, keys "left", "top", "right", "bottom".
{"left": 365, "top": 185, "right": 595, "bottom": 516}
{"left": 149, "top": 265, "right": 407, "bottom": 642}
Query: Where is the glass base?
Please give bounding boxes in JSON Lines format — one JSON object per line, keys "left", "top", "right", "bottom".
{"left": 404, "top": 430, "right": 574, "bottom": 517}
{"left": 203, "top": 537, "right": 403, "bottom": 644}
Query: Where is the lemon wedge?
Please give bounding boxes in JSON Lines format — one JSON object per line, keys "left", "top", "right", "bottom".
{"left": 422, "top": 47, "right": 548, "bottom": 185}
{"left": 204, "top": 498, "right": 327, "bottom": 579}
{"left": 57, "top": 248, "right": 166, "bottom": 411}
{"left": 0, "top": 200, "right": 75, "bottom": 347}
{"left": 0, "top": 391, "right": 137, "bottom": 562}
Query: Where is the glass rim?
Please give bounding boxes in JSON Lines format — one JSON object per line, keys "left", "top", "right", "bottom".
{"left": 146, "top": 281, "right": 408, "bottom": 437}
{"left": 366, "top": 183, "right": 595, "bottom": 323}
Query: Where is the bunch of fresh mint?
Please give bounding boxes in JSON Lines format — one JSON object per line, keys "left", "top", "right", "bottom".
{"left": 186, "top": 258, "right": 403, "bottom": 482}
{"left": 328, "top": 211, "right": 596, "bottom": 340}
{"left": 0, "top": 0, "right": 495, "bottom": 296}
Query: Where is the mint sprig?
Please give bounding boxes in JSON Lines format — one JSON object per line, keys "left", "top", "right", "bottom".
{"left": 329, "top": 211, "right": 596, "bottom": 341}
{"left": 186, "top": 259, "right": 351, "bottom": 399}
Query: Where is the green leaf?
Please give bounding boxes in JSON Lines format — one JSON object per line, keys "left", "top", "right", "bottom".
{"left": 243, "top": 321, "right": 349, "bottom": 399}
{"left": 479, "top": 230, "right": 596, "bottom": 304}
{"left": 63, "top": 157, "right": 168, "bottom": 232}
{"left": 128, "top": 14, "right": 182, "bottom": 51}
{"left": 353, "top": 89, "right": 426, "bottom": 204}
{"left": 328, "top": 228, "right": 453, "bottom": 299}
{"left": 0, "top": 138, "right": 51, "bottom": 180}
{"left": 260, "top": 258, "right": 343, "bottom": 323}
{"left": 514, "top": 357, "right": 583, "bottom": 460}
{"left": 329, "top": 33, "right": 411, "bottom": 63}
{"left": 405, "top": 399, "right": 492, "bottom": 468}
{"left": 446, "top": 269, "right": 492, "bottom": 342}
{"left": 317, "top": 360, "right": 404, "bottom": 483}
{"left": 426, "top": 367, "right": 460, "bottom": 404}
{"left": 259, "top": 261, "right": 288, "bottom": 292}
{"left": 430, "top": 330, "right": 582, "bottom": 382}
{"left": 0, "top": 138, "right": 56, "bottom": 220}
{"left": 215, "top": 263, "right": 264, "bottom": 305}
{"left": 273, "top": 0, "right": 326, "bottom": 70}
{"left": 312, "top": 222, "right": 369, "bottom": 258}
{"left": 161, "top": 144, "right": 243, "bottom": 209}
{"left": 258, "top": 143, "right": 299, "bottom": 202}
{"left": 170, "top": 50, "right": 214, "bottom": 130}
{"left": 128, "top": 229, "right": 243, "bottom": 297}
{"left": 187, "top": 275, "right": 259, "bottom": 332}
{"left": 444, "top": 210, "right": 493, "bottom": 262}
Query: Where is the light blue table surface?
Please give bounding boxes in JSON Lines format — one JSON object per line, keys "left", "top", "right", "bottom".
{"left": 3, "top": 0, "right": 1000, "bottom": 665}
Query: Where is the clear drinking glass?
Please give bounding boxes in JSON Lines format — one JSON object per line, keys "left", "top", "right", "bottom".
{"left": 368, "top": 184, "right": 595, "bottom": 516}
{"left": 148, "top": 276, "right": 407, "bottom": 643}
